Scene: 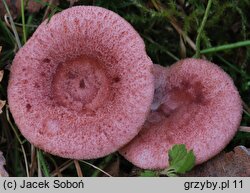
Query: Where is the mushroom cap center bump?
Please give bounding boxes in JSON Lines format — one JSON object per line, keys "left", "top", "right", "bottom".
{"left": 52, "top": 56, "right": 109, "bottom": 112}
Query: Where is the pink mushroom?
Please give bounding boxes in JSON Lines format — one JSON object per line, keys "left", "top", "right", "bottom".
{"left": 120, "top": 58, "right": 242, "bottom": 169}
{"left": 8, "top": 6, "right": 154, "bottom": 159}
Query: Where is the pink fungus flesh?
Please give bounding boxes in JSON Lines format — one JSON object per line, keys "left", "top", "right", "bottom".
{"left": 8, "top": 6, "right": 154, "bottom": 159}
{"left": 120, "top": 59, "right": 242, "bottom": 169}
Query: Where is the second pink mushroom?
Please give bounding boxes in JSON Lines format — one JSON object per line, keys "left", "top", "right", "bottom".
{"left": 120, "top": 58, "right": 242, "bottom": 169}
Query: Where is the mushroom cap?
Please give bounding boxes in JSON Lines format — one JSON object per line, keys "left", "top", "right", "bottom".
{"left": 120, "top": 59, "right": 242, "bottom": 169}
{"left": 8, "top": 6, "right": 154, "bottom": 159}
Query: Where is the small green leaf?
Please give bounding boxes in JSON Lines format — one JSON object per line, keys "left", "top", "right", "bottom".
{"left": 175, "top": 150, "right": 195, "bottom": 173}
{"left": 166, "top": 144, "right": 195, "bottom": 175}
{"left": 140, "top": 170, "right": 158, "bottom": 177}
{"left": 169, "top": 144, "right": 187, "bottom": 166}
